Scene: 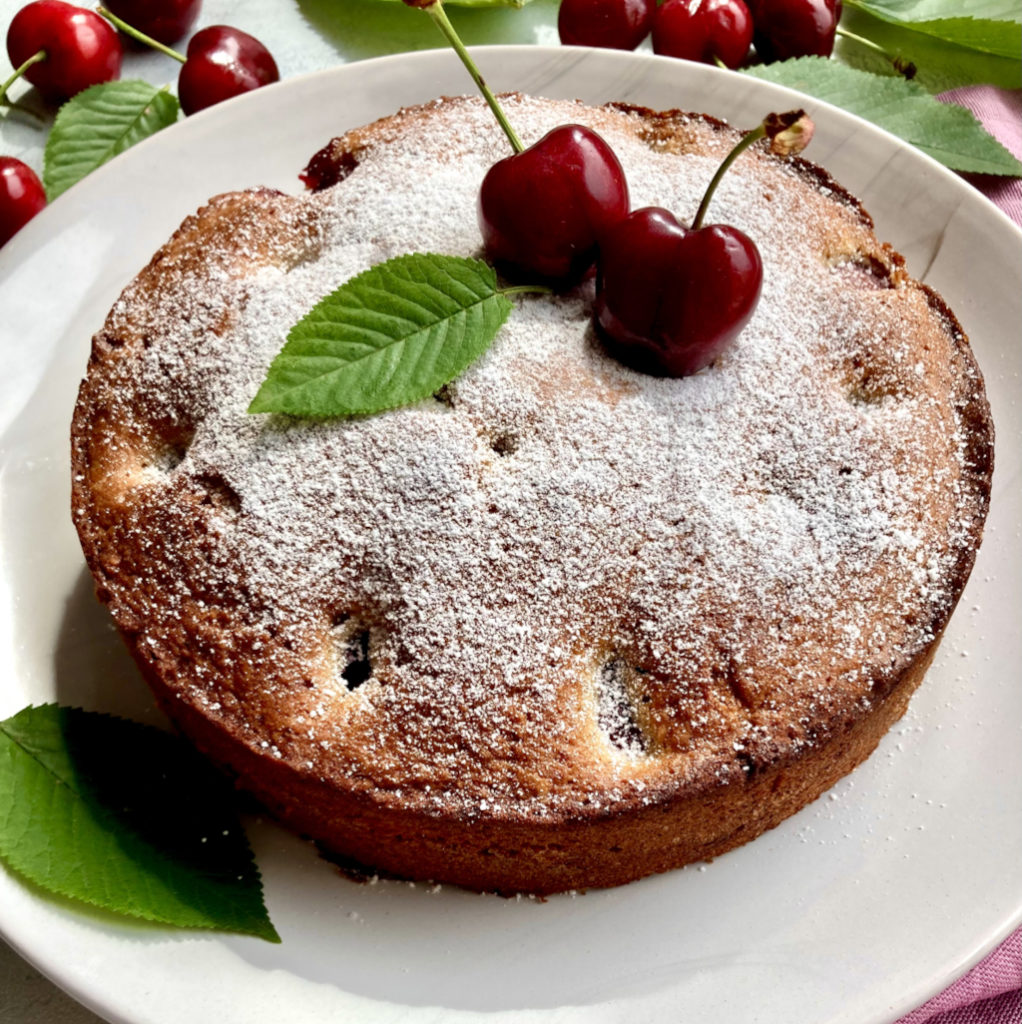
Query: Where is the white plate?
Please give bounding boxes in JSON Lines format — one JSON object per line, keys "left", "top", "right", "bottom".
{"left": 1, "top": 47, "right": 1020, "bottom": 1024}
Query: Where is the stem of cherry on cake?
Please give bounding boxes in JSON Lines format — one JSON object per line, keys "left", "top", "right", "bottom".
{"left": 96, "top": 6, "right": 187, "bottom": 63}
{"left": 405, "top": 0, "right": 524, "bottom": 154}
{"left": 692, "top": 109, "right": 813, "bottom": 229}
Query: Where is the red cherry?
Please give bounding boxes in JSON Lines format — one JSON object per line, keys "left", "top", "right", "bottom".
{"left": 557, "top": 0, "right": 656, "bottom": 51}
{"left": 177, "top": 25, "right": 279, "bottom": 116}
{"left": 102, "top": 0, "right": 201, "bottom": 46}
{"left": 478, "top": 124, "right": 630, "bottom": 285}
{"left": 652, "top": 0, "right": 753, "bottom": 69}
{"left": 5, "top": 1, "right": 121, "bottom": 103}
{"left": 746, "top": 0, "right": 842, "bottom": 61}
{"left": 594, "top": 207, "right": 762, "bottom": 377}
{"left": 0, "top": 157, "right": 47, "bottom": 247}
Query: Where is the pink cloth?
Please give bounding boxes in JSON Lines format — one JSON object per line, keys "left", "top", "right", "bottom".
{"left": 937, "top": 85, "right": 1022, "bottom": 226}
{"left": 895, "top": 85, "right": 1022, "bottom": 1024}
{"left": 897, "top": 929, "right": 1022, "bottom": 1024}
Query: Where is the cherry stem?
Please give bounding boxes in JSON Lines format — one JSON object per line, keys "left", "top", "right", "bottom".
{"left": 420, "top": 1, "right": 524, "bottom": 154}
{"left": 97, "top": 6, "right": 187, "bottom": 63}
{"left": 692, "top": 125, "right": 765, "bottom": 230}
{"left": 499, "top": 284, "right": 554, "bottom": 297}
{"left": 0, "top": 50, "right": 47, "bottom": 107}
{"left": 836, "top": 26, "right": 916, "bottom": 79}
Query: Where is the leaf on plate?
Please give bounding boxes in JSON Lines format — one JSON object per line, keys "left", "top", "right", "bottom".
{"left": 249, "top": 253, "right": 514, "bottom": 418}
{"left": 744, "top": 58, "right": 1022, "bottom": 176}
{"left": 0, "top": 705, "right": 280, "bottom": 942}
{"left": 43, "top": 81, "right": 180, "bottom": 201}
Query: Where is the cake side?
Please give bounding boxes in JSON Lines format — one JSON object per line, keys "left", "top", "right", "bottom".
{"left": 71, "top": 95, "right": 993, "bottom": 893}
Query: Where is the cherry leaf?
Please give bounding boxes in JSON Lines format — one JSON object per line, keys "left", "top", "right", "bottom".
{"left": 846, "top": 1, "right": 1021, "bottom": 58}
{"left": 249, "top": 253, "right": 514, "bottom": 418}
{"left": 745, "top": 58, "right": 1022, "bottom": 176}
{"left": 0, "top": 705, "right": 279, "bottom": 942}
{"left": 43, "top": 81, "right": 180, "bottom": 201}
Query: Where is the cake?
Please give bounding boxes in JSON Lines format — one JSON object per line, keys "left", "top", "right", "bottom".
{"left": 70, "top": 95, "right": 994, "bottom": 895}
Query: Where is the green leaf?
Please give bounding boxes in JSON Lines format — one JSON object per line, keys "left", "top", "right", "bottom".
{"left": 0, "top": 705, "right": 279, "bottom": 942}
{"left": 846, "top": 1, "right": 1021, "bottom": 58}
{"left": 745, "top": 58, "right": 1022, "bottom": 176}
{"left": 250, "top": 253, "right": 514, "bottom": 418}
{"left": 43, "top": 81, "right": 180, "bottom": 201}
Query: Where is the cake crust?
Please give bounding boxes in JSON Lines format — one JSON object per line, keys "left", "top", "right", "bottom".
{"left": 71, "top": 96, "right": 993, "bottom": 894}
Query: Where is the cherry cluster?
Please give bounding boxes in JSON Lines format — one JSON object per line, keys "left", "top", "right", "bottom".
{"left": 1, "top": 0, "right": 280, "bottom": 246}
{"left": 559, "top": 0, "right": 842, "bottom": 69}
{"left": 478, "top": 109, "right": 810, "bottom": 379}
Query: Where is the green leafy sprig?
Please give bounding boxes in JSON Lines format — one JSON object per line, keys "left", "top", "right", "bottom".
{"left": 0, "top": 705, "right": 279, "bottom": 942}
{"left": 250, "top": 253, "right": 545, "bottom": 418}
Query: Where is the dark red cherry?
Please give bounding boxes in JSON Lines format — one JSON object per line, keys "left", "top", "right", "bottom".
{"left": 747, "top": 0, "right": 842, "bottom": 61}
{"left": 5, "top": 0, "right": 121, "bottom": 103}
{"left": 557, "top": 0, "right": 656, "bottom": 51}
{"left": 594, "top": 207, "right": 762, "bottom": 377}
{"left": 0, "top": 157, "right": 47, "bottom": 247}
{"left": 478, "top": 124, "right": 630, "bottom": 285}
{"left": 652, "top": 0, "right": 753, "bottom": 69}
{"left": 102, "top": 0, "right": 201, "bottom": 46}
{"left": 177, "top": 25, "right": 279, "bottom": 116}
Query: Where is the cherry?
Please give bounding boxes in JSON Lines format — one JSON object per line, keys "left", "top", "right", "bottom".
{"left": 594, "top": 111, "right": 813, "bottom": 378}
{"left": 101, "top": 0, "right": 201, "bottom": 46}
{"left": 0, "top": 157, "right": 47, "bottom": 247}
{"left": 557, "top": 0, "right": 656, "bottom": 52}
{"left": 746, "top": 0, "right": 842, "bottom": 61}
{"left": 478, "top": 124, "right": 629, "bottom": 284}
{"left": 652, "top": 0, "right": 753, "bottom": 70}
{"left": 595, "top": 210, "right": 761, "bottom": 376}
{"left": 400, "top": 0, "right": 631, "bottom": 286}
{"left": 5, "top": 1, "right": 121, "bottom": 104}
{"left": 176, "top": 26, "right": 280, "bottom": 115}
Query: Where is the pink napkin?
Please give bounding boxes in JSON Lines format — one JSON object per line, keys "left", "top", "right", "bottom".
{"left": 896, "top": 928, "right": 1022, "bottom": 1023}
{"left": 937, "top": 85, "right": 1022, "bottom": 226}
{"left": 893, "top": 85, "right": 1022, "bottom": 1024}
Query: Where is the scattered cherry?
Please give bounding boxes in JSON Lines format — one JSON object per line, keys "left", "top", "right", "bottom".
{"left": 652, "top": 0, "right": 754, "bottom": 70}
{"left": 557, "top": 0, "right": 656, "bottom": 52}
{"left": 176, "top": 26, "right": 280, "bottom": 115}
{"left": 594, "top": 111, "right": 813, "bottom": 377}
{"left": 5, "top": 0, "right": 121, "bottom": 104}
{"left": 746, "top": 0, "right": 842, "bottom": 61}
{"left": 0, "top": 156, "right": 47, "bottom": 247}
{"left": 478, "top": 124, "right": 630, "bottom": 284}
{"left": 102, "top": 0, "right": 201, "bottom": 46}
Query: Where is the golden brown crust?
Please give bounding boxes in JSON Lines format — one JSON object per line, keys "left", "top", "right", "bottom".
{"left": 71, "top": 96, "right": 993, "bottom": 894}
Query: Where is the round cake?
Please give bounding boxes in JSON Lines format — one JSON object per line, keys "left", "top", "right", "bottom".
{"left": 71, "top": 95, "right": 993, "bottom": 895}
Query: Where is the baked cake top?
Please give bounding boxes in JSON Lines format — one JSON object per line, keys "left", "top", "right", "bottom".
{"left": 72, "top": 95, "right": 992, "bottom": 825}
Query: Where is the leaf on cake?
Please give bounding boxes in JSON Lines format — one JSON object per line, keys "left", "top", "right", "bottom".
{"left": 43, "top": 81, "right": 180, "bottom": 201}
{"left": 250, "top": 252, "right": 515, "bottom": 418}
{"left": 745, "top": 58, "right": 1022, "bottom": 176}
{"left": 0, "top": 705, "right": 280, "bottom": 942}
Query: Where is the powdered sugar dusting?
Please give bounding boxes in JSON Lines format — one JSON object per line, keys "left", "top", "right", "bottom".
{"left": 75, "top": 97, "right": 988, "bottom": 821}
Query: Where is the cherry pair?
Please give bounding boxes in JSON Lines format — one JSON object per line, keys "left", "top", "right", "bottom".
{"left": 478, "top": 104, "right": 813, "bottom": 378}
{"left": 4, "top": 1, "right": 277, "bottom": 114}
